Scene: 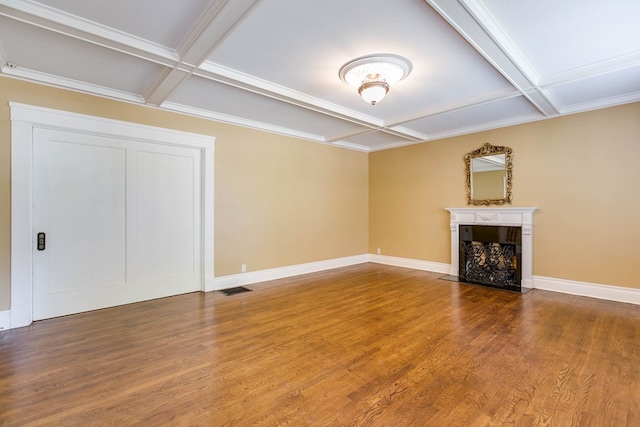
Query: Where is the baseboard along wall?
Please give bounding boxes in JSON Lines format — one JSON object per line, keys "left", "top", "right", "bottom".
{"left": 213, "top": 254, "right": 640, "bottom": 307}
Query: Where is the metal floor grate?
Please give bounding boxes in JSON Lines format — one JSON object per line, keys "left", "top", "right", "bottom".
{"left": 218, "top": 286, "right": 252, "bottom": 296}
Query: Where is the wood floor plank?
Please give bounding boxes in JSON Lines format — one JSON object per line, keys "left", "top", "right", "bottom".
{"left": 1, "top": 263, "right": 639, "bottom": 425}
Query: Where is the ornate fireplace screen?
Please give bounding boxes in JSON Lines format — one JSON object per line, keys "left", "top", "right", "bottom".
{"left": 459, "top": 225, "right": 522, "bottom": 291}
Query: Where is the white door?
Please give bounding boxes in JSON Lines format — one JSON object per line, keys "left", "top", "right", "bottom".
{"left": 32, "top": 128, "right": 202, "bottom": 320}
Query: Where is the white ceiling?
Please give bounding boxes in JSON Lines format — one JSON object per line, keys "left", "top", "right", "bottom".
{"left": 1, "top": 0, "right": 639, "bottom": 152}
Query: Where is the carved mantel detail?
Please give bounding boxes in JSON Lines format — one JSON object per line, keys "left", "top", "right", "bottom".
{"left": 476, "top": 212, "right": 498, "bottom": 222}
{"left": 445, "top": 207, "right": 537, "bottom": 291}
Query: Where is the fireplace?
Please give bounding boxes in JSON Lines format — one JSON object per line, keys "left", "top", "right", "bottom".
{"left": 446, "top": 207, "right": 537, "bottom": 293}
{"left": 459, "top": 225, "right": 521, "bottom": 291}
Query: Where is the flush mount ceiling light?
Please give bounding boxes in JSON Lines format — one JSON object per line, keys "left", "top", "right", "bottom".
{"left": 339, "top": 54, "right": 412, "bottom": 105}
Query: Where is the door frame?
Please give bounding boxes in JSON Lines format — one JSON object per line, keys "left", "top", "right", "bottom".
{"left": 10, "top": 103, "right": 215, "bottom": 328}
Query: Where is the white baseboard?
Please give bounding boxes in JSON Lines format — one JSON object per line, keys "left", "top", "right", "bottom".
{"left": 533, "top": 275, "right": 640, "bottom": 305}
{"left": 209, "top": 254, "right": 640, "bottom": 306}
{"left": 208, "top": 254, "right": 370, "bottom": 291}
{"left": 369, "top": 254, "right": 451, "bottom": 274}
{"left": 0, "top": 310, "right": 11, "bottom": 331}
{"left": 209, "top": 254, "right": 451, "bottom": 292}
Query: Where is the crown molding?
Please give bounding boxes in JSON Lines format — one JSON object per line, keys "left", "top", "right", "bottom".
{"left": 2, "top": 66, "right": 145, "bottom": 103}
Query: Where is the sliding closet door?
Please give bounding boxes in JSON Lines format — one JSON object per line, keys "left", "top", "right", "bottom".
{"left": 32, "top": 128, "right": 202, "bottom": 320}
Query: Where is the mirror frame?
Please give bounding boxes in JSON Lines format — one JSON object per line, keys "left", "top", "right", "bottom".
{"left": 465, "top": 143, "right": 513, "bottom": 206}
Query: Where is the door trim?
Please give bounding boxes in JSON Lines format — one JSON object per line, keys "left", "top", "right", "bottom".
{"left": 10, "top": 103, "right": 215, "bottom": 328}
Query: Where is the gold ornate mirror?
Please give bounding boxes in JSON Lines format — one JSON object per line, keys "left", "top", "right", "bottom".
{"left": 465, "top": 143, "right": 513, "bottom": 206}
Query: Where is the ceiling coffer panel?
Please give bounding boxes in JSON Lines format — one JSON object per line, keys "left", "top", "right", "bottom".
{"left": 166, "top": 75, "right": 372, "bottom": 142}
{"left": 36, "top": 0, "right": 213, "bottom": 49}
{"left": 404, "top": 96, "right": 542, "bottom": 138}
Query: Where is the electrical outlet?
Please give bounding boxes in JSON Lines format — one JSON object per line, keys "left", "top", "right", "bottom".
{"left": 241, "top": 264, "right": 246, "bottom": 273}
{"left": 376, "top": 248, "right": 381, "bottom": 254}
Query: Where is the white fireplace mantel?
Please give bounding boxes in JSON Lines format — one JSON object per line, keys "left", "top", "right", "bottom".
{"left": 445, "top": 207, "right": 537, "bottom": 290}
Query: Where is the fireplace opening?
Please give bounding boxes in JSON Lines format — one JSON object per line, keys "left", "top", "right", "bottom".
{"left": 459, "top": 225, "right": 522, "bottom": 292}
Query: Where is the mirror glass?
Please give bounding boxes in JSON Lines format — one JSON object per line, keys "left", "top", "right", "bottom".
{"left": 465, "top": 143, "right": 513, "bottom": 205}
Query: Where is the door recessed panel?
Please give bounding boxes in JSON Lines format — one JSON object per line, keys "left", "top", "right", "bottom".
{"left": 47, "top": 140, "right": 127, "bottom": 292}
{"left": 137, "top": 150, "right": 198, "bottom": 281}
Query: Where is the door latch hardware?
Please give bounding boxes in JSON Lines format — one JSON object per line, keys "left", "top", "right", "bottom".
{"left": 37, "top": 232, "right": 46, "bottom": 251}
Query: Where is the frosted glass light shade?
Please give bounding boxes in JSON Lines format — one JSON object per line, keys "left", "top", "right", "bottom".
{"left": 358, "top": 81, "right": 390, "bottom": 105}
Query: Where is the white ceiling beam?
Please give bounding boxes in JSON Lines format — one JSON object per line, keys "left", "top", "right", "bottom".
{"left": 178, "top": 0, "right": 262, "bottom": 67}
{"left": 144, "top": 0, "right": 262, "bottom": 106}
{"left": 144, "top": 67, "right": 194, "bottom": 106}
{"left": 426, "top": 0, "right": 559, "bottom": 117}
{"left": 0, "top": 0, "right": 178, "bottom": 65}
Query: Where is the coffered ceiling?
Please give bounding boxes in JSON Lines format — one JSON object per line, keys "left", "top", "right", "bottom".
{"left": 1, "top": 0, "right": 638, "bottom": 151}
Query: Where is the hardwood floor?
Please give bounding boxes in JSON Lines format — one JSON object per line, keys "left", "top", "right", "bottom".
{"left": 1, "top": 263, "right": 639, "bottom": 426}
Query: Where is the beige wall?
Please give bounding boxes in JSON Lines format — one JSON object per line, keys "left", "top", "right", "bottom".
{"left": 370, "top": 102, "right": 640, "bottom": 289}
{"left": 0, "top": 76, "right": 369, "bottom": 310}
{"left": 214, "top": 130, "right": 369, "bottom": 275}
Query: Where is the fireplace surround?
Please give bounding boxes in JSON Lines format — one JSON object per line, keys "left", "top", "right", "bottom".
{"left": 446, "top": 207, "right": 537, "bottom": 292}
